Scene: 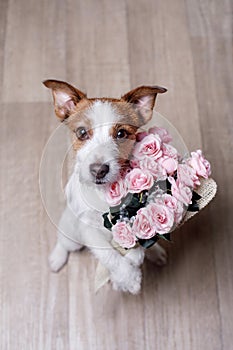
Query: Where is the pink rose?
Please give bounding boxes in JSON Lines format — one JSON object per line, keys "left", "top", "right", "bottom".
{"left": 174, "top": 200, "right": 184, "bottom": 224}
{"left": 188, "top": 150, "right": 211, "bottom": 179}
{"left": 159, "top": 193, "right": 178, "bottom": 211}
{"left": 149, "top": 126, "right": 172, "bottom": 143}
{"left": 126, "top": 168, "right": 154, "bottom": 193}
{"left": 177, "top": 163, "right": 200, "bottom": 189}
{"left": 136, "top": 131, "right": 148, "bottom": 142}
{"left": 112, "top": 221, "right": 137, "bottom": 248}
{"left": 162, "top": 143, "right": 178, "bottom": 159}
{"left": 148, "top": 202, "right": 174, "bottom": 234}
{"left": 168, "top": 177, "right": 193, "bottom": 206}
{"left": 132, "top": 207, "right": 156, "bottom": 239}
{"left": 138, "top": 157, "right": 167, "bottom": 180}
{"left": 158, "top": 194, "right": 184, "bottom": 224}
{"left": 133, "top": 134, "right": 163, "bottom": 160}
{"left": 130, "top": 158, "right": 140, "bottom": 169}
{"left": 105, "top": 178, "right": 127, "bottom": 206}
{"left": 158, "top": 156, "right": 178, "bottom": 175}
{"left": 156, "top": 144, "right": 178, "bottom": 175}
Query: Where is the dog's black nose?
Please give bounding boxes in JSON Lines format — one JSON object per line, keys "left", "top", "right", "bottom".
{"left": 90, "top": 163, "right": 110, "bottom": 180}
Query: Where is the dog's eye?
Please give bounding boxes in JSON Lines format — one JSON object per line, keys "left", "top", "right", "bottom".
{"left": 116, "top": 129, "right": 128, "bottom": 139}
{"left": 75, "top": 127, "right": 89, "bottom": 140}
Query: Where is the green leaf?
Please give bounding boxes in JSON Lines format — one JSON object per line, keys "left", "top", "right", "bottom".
{"left": 111, "top": 213, "right": 120, "bottom": 225}
{"left": 154, "top": 180, "right": 167, "bottom": 192}
{"left": 102, "top": 212, "right": 112, "bottom": 230}
{"left": 157, "top": 233, "right": 172, "bottom": 242}
{"left": 166, "top": 178, "right": 172, "bottom": 192}
{"left": 192, "top": 191, "right": 202, "bottom": 201}
{"left": 138, "top": 235, "right": 159, "bottom": 249}
{"left": 130, "top": 195, "right": 141, "bottom": 208}
{"left": 110, "top": 204, "right": 121, "bottom": 215}
{"left": 187, "top": 200, "right": 199, "bottom": 212}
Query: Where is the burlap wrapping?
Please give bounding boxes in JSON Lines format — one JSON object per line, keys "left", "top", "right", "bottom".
{"left": 94, "top": 177, "right": 217, "bottom": 292}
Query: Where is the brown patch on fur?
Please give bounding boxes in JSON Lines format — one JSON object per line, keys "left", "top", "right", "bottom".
{"left": 65, "top": 99, "right": 93, "bottom": 129}
{"left": 43, "top": 79, "right": 87, "bottom": 120}
{"left": 114, "top": 100, "right": 144, "bottom": 127}
{"left": 118, "top": 138, "right": 137, "bottom": 162}
{"left": 43, "top": 79, "right": 86, "bottom": 100}
{"left": 121, "top": 85, "right": 167, "bottom": 124}
{"left": 64, "top": 99, "right": 94, "bottom": 151}
{"left": 71, "top": 128, "right": 94, "bottom": 152}
{"left": 110, "top": 123, "right": 138, "bottom": 162}
{"left": 110, "top": 123, "right": 138, "bottom": 140}
{"left": 44, "top": 80, "right": 167, "bottom": 156}
{"left": 66, "top": 97, "right": 141, "bottom": 156}
{"left": 121, "top": 85, "right": 167, "bottom": 106}
{"left": 67, "top": 97, "right": 142, "bottom": 154}
{"left": 109, "top": 100, "right": 144, "bottom": 161}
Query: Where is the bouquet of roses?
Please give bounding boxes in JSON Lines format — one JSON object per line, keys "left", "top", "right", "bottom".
{"left": 103, "top": 126, "right": 211, "bottom": 249}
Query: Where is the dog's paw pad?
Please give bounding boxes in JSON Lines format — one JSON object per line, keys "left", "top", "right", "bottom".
{"left": 49, "top": 243, "right": 68, "bottom": 272}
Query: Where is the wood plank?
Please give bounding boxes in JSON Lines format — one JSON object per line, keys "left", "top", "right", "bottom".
{"left": 66, "top": 0, "right": 130, "bottom": 98}
{"left": 2, "top": 0, "right": 67, "bottom": 103}
{"left": 186, "top": 1, "right": 233, "bottom": 348}
{"left": 67, "top": 250, "right": 147, "bottom": 350}
{"left": 186, "top": 0, "right": 232, "bottom": 39}
{"left": 0, "top": 0, "right": 232, "bottom": 349}
{"left": 0, "top": 0, "right": 8, "bottom": 101}
{"left": 0, "top": 102, "right": 69, "bottom": 349}
{"left": 126, "top": 0, "right": 202, "bottom": 150}
{"left": 127, "top": 1, "right": 223, "bottom": 349}
{"left": 65, "top": 1, "right": 144, "bottom": 348}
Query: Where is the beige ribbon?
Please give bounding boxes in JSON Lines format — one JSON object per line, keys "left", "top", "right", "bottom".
{"left": 94, "top": 178, "right": 217, "bottom": 292}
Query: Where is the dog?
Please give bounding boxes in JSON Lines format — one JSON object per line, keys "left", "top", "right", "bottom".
{"left": 44, "top": 80, "right": 168, "bottom": 294}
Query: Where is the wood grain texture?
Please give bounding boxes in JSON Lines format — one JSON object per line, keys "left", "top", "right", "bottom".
{"left": 186, "top": 1, "right": 233, "bottom": 349}
{"left": 0, "top": 0, "right": 8, "bottom": 101}
{"left": 127, "top": 0, "right": 202, "bottom": 150}
{"left": 0, "top": 103, "right": 69, "bottom": 349}
{"left": 2, "top": 0, "right": 67, "bottom": 103}
{"left": 66, "top": 0, "right": 130, "bottom": 97}
{"left": 0, "top": 0, "right": 232, "bottom": 349}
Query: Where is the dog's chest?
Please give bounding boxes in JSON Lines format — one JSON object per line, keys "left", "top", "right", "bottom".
{"left": 66, "top": 172, "right": 110, "bottom": 233}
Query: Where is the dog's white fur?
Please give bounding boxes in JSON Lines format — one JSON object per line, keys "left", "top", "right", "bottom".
{"left": 76, "top": 101, "right": 121, "bottom": 185}
{"left": 44, "top": 81, "right": 167, "bottom": 294}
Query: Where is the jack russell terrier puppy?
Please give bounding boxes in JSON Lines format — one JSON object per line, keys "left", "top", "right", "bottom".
{"left": 44, "top": 80, "right": 168, "bottom": 294}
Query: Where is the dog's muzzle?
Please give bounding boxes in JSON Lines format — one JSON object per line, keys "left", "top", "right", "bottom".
{"left": 89, "top": 163, "right": 110, "bottom": 184}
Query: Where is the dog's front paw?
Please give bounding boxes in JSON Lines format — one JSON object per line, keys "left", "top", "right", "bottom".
{"left": 111, "top": 260, "right": 142, "bottom": 294}
{"left": 145, "top": 243, "right": 167, "bottom": 266}
{"left": 49, "top": 242, "right": 68, "bottom": 272}
{"left": 125, "top": 247, "right": 145, "bottom": 267}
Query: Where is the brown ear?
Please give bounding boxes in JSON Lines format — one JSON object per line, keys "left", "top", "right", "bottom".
{"left": 121, "top": 85, "right": 167, "bottom": 124}
{"left": 43, "top": 79, "right": 87, "bottom": 120}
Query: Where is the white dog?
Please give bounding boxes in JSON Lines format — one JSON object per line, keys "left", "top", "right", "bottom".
{"left": 44, "top": 80, "right": 168, "bottom": 294}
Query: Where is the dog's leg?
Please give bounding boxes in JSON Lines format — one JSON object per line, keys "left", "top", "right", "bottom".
{"left": 49, "top": 236, "right": 83, "bottom": 273}
{"left": 49, "top": 240, "right": 69, "bottom": 272}
{"left": 82, "top": 229, "right": 142, "bottom": 294}
{"left": 125, "top": 246, "right": 145, "bottom": 267}
{"left": 49, "top": 206, "right": 84, "bottom": 272}
{"left": 145, "top": 243, "right": 167, "bottom": 266}
{"left": 92, "top": 246, "right": 142, "bottom": 294}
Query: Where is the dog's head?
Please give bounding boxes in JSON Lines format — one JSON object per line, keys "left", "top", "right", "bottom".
{"left": 44, "top": 80, "right": 167, "bottom": 185}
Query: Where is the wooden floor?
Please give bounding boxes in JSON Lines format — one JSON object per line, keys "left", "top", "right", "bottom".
{"left": 0, "top": 0, "right": 232, "bottom": 349}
